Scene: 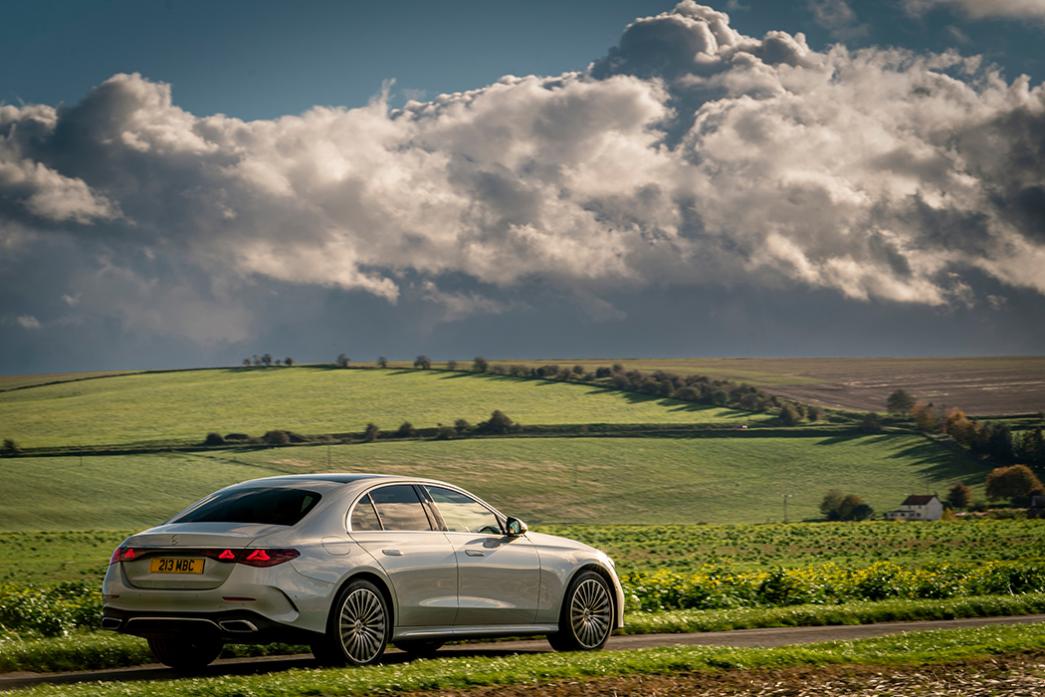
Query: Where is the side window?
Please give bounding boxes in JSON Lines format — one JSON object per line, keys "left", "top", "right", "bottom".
{"left": 350, "top": 493, "right": 382, "bottom": 531}
{"left": 369, "top": 485, "right": 433, "bottom": 531}
{"left": 426, "top": 486, "right": 502, "bottom": 535}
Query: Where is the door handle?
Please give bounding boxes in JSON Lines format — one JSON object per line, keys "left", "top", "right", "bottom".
{"left": 465, "top": 550, "right": 485, "bottom": 557}
{"left": 381, "top": 548, "right": 403, "bottom": 557}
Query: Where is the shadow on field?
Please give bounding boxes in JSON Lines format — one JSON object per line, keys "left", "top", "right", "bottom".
{"left": 0, "top": 646, "right": 545, "bottom": 689}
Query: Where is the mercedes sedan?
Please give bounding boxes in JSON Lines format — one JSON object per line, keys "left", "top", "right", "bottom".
{"left": 101, "top": 474, "right": 624, "bottom": 670}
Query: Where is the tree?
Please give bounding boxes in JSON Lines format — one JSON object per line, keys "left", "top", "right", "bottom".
{"left": 595, "top": 367, "right": 612, "bottom": 379}
{"left": 944, "top": 408, "right": 975, "bottom": 446}
{"left": 807, "top": 406, "right": 822, "bottom": 422}
{"left": 434, "top": 425, "right": 455, "bottom": 440}
{"left": 886, "top": 389, "right": 915, "bottom": 414}
{"left": 414, "top": 355, "right": 432, "bottom": 370}
{"left": 779, "top": 403, "right": 802, "bottom": 426}
{"left": 820, "top": 490, "right": 846, "bottom": 520}
{"left": 838, "top": 494, "right": 874, "bottom": 521}
{"left": 986, "top": 464, "right": 1044, "bottom": 502}
{"left": 860, "top": 412, "right": 883, "bottom": 433}
{"left": 1, "top": 439, "right": 21, "bottom": 455}
{"left": 454, "top": 418, "right": 471, "bottom": 434}
{"left": 396, "top": 421, "right": 417, "bottom": 438}
{"left": 947, "top": 482, "right": 972, "bottom": 509}
{"left": 472, "top": 356, "right": 488, "bottom": 373}
{"left": 377, "top": 356, "right": 388, "bottom": 368}
{"left": 364, "top": 423, "right": 380, "bottom": 442}
{"left": 912, "top": 402, "right": 940, "bottom": 432}
{"left": 446, "top": 360, "right": 458, "bottom": 371}
{"left": 477, "top": 410, "right": 515, "bottom": 434}
{"left": 283, "top": 357, "right": 294, "bottom": 367}
{"left": 572, "top": 364, "right": 585, "bottom": 376}
{"left": 242, "top": 358, "right": 251, "bottom": 367}
{"left": 261, "top": 353, "right": 273, "bottom": 367}
{"left": 336, "top": 353, "right": 350, "bottom": 368}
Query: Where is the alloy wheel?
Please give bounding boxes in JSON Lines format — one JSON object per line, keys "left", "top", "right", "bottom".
{"left": 569, "top": 577, "right": 612, "bottom": 648}
{"left": 338, "top": 587, "right": 387, "bottom": 663}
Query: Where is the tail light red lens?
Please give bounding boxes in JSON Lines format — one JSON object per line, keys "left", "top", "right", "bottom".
{"left": 199, "top": 548, "right": 300, "bottom": 567}
{"left": 109, "top": 547, "right": 137, "bottom": 565}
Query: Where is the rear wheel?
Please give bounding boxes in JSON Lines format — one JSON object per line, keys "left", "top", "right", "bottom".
{"left": 394, "top": 638, "right": 444, "bottom": 659}
{"left": 147, "top": 635, "right": 223, "bottom": 672}
{"left": 312, "top": 579, "right": 389, "bottom": 666}
{"left": 547, "top": 570, "right": 613, "bottom": 652}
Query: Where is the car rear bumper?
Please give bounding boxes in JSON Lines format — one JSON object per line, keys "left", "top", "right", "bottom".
{"left": 101, "top": 606, "right": 322, "bottom": 644}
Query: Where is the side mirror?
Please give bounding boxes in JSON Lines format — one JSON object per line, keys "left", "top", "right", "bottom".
{"left": 505, "top": 516, "right": 528, "bottom": 536}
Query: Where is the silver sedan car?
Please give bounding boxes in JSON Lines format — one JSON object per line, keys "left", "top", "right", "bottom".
{"left": 102, "top": 474, "right": 624, "bottom": 670}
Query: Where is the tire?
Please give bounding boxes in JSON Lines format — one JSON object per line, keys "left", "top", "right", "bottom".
{"left": 394, "top": 638, "right": 444, "bottom": 659}
{"left": 147, "top": 635, "right": 223, "bottom": 672}
{"left": 547, "top": 570, "right": 613, "bottom": 652}
{"left": 312, "top": 578, "right": 389, "bottom": 666}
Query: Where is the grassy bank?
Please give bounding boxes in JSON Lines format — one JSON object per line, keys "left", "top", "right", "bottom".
{"left": 0, "top": 368, "right": 769, "bottom": 448}
{"left": 5, "top": 622, "right": 1045, "bottom": 696}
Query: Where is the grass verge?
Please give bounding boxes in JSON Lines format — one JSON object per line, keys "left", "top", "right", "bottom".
{"left": 4, "top": 594, "right": 1045, "bottom": 675}
{"left": 5, "top": 623, "right": 1045, "bottom": 697}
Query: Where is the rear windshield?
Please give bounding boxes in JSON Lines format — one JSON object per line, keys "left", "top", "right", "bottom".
{"left": 173, "top": 487, "right": 322, "bottom": 526}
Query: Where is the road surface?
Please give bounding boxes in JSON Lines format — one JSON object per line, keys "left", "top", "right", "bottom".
{"left": 2, "top": 614, "right": 1043, "bottom": 690}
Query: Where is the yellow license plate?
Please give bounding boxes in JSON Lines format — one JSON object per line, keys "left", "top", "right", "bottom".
{"left": 149, "top": 558, "right": 204, "bottom": 574}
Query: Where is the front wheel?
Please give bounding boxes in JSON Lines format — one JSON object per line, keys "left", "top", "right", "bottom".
{"left": 312, "top": 579, "right": 389, "bottom": 666}
{"left": 147, "top": 635, "right": 223, "bottom": 672}
{"left": 547, "top": 570, "right": 613, "bottom": 652}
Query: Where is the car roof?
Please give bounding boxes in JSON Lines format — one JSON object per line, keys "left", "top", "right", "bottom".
{"left": 236, "top": 473, "right": 453, "bottom": 487}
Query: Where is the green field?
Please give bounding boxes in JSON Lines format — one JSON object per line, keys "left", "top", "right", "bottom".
{"left": 0, "top": 432, "right": 982, "bottom": 533}
{"left": 0, "top": 368, "right": 770, "bottom": 448}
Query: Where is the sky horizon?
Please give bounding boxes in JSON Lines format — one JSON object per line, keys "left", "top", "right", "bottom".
{"left": 2, "top": 0, "right": 1044, "bottom": 373}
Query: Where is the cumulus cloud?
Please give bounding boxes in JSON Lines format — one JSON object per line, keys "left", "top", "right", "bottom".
{"left": 903, "top": 0, "right": 1045, "bottom": 22}
{"left": 15, "top": 314, "right": 41, "bottom": 329}
{"left": 1, "top": 2, "right": 1044, "bottom": 349}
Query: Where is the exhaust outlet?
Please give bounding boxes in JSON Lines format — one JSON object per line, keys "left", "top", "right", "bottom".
{"left": 219, "top": 619, "right": 258, "bottom": 633}
{"left": 101, "top": 617, "right": 123, "bottom": 630}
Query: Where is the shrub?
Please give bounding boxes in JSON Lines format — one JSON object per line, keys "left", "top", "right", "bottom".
{"left": 414, "top": 355, "right": 432, "bottom": 370}
{"left": 224, "top": 432, "right": 250, "bottom": 441}
{"left": 472, "top": 356, "right": 488, "bottom": 372}
{"left": 263, "top": 430, "right": 290, "bottom": 446}
{"left": 1, "top": 439, "right": 21, "bottom": 455}
{"left": 454, "top": 418, "right": 471, "bottom": 434}
{"left": 446, "top": 360, "right": 458, "bottom": 371}
{"left": 364, "top": 423, "right": 380, "bottom": 442}
{"left": 203, "top": 432, "right": 226, "bottom": 446}
{"left": 396, "top": 422, "right": 417, "bottom": 438}
{"left": 886, "top": 389, "right": 915, "bottom": 414}
{"left": 595, "top": 367, "right": 612, "bottom": 378}
{"left": 779, "top": 404, "right": 802, "bottom": 426}
{"left": 434, "top": 425, "right": 455, "bottom": 440}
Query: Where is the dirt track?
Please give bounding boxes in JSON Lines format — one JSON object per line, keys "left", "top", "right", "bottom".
{"left": 2, "top": 614, "right": 1043, "bottom": 690}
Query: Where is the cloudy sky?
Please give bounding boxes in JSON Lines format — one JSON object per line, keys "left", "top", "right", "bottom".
{"left": 2, "top": 0, "right": 1044, "bottom": 373}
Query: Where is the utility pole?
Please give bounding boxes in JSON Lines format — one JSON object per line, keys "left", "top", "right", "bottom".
{"left": 783, "top": 493, "right": 793, "bottom": 523}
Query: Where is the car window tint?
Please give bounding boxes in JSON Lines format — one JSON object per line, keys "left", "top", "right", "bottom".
{"left": 173, "top": 488, "right": 321, "bottom": 526}
{"left": 426, "top": 486, "right": 501, "bottom": 535}
{"left": 369, "top": 485, "right": 432, "bottom": 531}
{"left": 350, "top": 494, "right": 382, "bottom": 531}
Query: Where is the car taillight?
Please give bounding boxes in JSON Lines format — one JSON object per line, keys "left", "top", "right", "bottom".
{"left": 199, "top": 548, "right": 299, "bottom": 567}
{"left": 109, "top": 546, "right": 137, "bottom": 565}
{"left": 241, "top": 549, "right": 299, "bottom": 567}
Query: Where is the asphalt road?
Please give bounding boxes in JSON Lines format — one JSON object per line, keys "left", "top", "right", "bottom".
{"left": 3, "top": 614, "right": 1043, "bottom": 690}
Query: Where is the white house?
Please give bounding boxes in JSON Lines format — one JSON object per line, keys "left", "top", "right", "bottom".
{"left": 885, "top": 495, "right": 944, "bottom": 521}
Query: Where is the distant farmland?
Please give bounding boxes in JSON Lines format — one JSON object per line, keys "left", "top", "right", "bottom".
{"left": 490, "top": 356, "right": 1045, "bottom": 415}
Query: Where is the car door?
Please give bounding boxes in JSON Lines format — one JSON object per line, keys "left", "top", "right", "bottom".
{"left": 423, "top": 485, "right": 540, "bottom": 626}
{"left": 348, "top": 484, "right": 458, "bottom": 629}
